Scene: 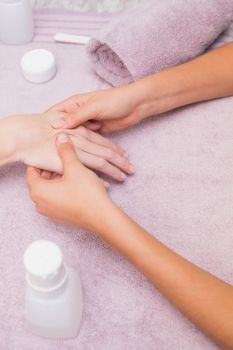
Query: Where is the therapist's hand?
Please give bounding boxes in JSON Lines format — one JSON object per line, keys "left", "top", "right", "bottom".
{"left": 26, "top": 133, "right": 114, "bottom": 231}
{"left": 48, "top": 85, "right": 146, "bottom": 133}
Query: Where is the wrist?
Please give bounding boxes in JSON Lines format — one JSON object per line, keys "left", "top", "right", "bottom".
{"left": 0, "top": 117, "right": 19, "bottom": 166}
{"left": 90, "top": 197, "right": 133, "bottom": 242}
{"left": 88, "top": 198, "right": 152, "bottom": 266}
{"left": 131, "top": 67, "right": 189, "bottom": 120}
{"left": 86, "top": 197, "right": 119, "bottom": 236}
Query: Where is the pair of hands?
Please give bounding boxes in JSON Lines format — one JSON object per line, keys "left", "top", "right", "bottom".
{"left": 13, "top": 112, "right": 134, "bottom": 183}
{"left": 26, "top": 84, "right": 146, "bottom": 229}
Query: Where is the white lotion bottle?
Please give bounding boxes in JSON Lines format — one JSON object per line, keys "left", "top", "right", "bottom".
{"left": 23, "top": 240, "right": 83, "bottom": 339}
{"left": 0, "top": 0, "right": 34, "bottom": 45}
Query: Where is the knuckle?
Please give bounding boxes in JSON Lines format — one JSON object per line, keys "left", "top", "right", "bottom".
{"left": 76, "top": 135, "right": 85, "bottom": 148}
{"left": 124, "top": 160, "right": 130, "bottom": 169}
{"left": 96, "top": 158, "right": 106, "bottom": 170}
{"left": 106, "top": 139, "right": 114, "bottom": 147}
{"left": 77, "top": 126, "right": 87, "bottom": 137}
{"left": 106, "top": 149, "right": 114, "bottom": 161}
{"left": 65, "top": 116, "right": 74, "bottom": 124}
{"left": 66, "top": 95, "right": 78, "bottom": 106}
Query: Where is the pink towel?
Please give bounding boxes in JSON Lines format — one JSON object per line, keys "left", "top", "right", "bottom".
{"left": 0, "top": 9, "right": 233, "bottom": 350}
{"left": 87, "top": 0, "right": 233, "bottom": 86}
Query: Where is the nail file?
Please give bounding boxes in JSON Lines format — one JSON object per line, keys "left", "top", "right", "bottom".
{"left": 54, "top": 33, "right": 91, "bottom": 45}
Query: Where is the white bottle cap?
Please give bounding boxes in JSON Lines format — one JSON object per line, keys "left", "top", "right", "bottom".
{"left": 23, "top": 240, "right": 67, "bottom": 292}
{"left": 20, "top": 49, "right": 56, "bottom": 83}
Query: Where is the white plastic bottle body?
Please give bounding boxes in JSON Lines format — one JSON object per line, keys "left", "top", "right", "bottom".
{"left": 0, "top": 0, "right": 34, "bottom": 45}
{"left": 25, "top": 268, "right": 83, "bottom": 339}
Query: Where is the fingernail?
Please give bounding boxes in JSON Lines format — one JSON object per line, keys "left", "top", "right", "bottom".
{"left": 129, "top": 165, "right": 135, "bottom": 174}
{"left": 120, "top": 172, "right": 127, "bottom": 181}
{"left": 57, "top": 133, "right": 70, "bottom": 143}
{"left": 51, "top": 118, "right": 66, "bottom": 129}
{"left": 123, "top": 152, "right": 128, "bottom": 158}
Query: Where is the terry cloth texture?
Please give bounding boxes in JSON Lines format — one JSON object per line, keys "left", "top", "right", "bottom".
{"left": 87, "top": 0, "right": 233, "bottom": 86}
{"left": 0, "top": 9, "right": 232, "bottom": 350}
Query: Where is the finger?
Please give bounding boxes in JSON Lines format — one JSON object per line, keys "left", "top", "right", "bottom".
{"left": 76, "top": 126, "right": 126, "bottom": 157}
{"left": 56, "top": 133, "right": 83, "bottom": 174}
{"left": 100, "top": 120, "right": 125, "bottom": 134}
{"left": 46, "top": 96, "right": 78, "bottom": 113}
{"left": 50, "top": 104, "right": 96, "bottom": 129}
{"left": 103, "top": 181, "right": 110, "bottom": 189}
{"left": 84, "top": 121, "right": 102, "bottom": 131}
{"left": 76, "top": 150, "right": 127, "bottom": 182}
{"left": 100, "top": 116, "right": 135, "bottom": 134}
{"left": 72, "top": 135, "right": 134, "bottom": 175}
{"left": 53, "top": 174, "right": 62, "bottom": 180}
{"left": 26, "top": 166, "right": 43, "bottom": 189}
{"left": 47, "top": 93, "right": 88, "bottom": 113}
{"left": 65, "top": 101, "right": 79, "bottom": 113}
{"left": 46, "top": 100, "right": 67, "bottom": 113}
{"left": 48, "top": 101, "right": 79, "bottom": 114}
{"left": 41, "top": 170, "right": 53, "bottom": 180}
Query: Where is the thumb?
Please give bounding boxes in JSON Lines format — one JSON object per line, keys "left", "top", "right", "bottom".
{"left": 51, "top": 103, "right": 96, "bottom": 129}
{"left": 56, "top": 133, "right": 83, "bottom": 174}
{"left": 26, "top": 166, "right": 43, "bottom": 189}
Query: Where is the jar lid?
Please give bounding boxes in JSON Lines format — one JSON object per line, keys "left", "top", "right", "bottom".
{"left": 20, "top": 49, "right": 56, "bottom": 84}
{"left": 23, "top": 240, "right": 67, "bottom": 292}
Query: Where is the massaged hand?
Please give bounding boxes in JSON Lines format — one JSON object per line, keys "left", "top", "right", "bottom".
{"left": 26, "top": 133, "right": 113, "bottom": 231}
{"left": 10, "top": 113, "right": 133, "bottom": 181}
{"left": 48, "top": 85, "right": 146, "bottom": 133}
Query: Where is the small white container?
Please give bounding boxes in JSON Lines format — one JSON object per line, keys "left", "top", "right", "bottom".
{"left": 21, "top": 49, "right": 57, "bottom": 83}
{"left": 0, "top": 0, "right": 34, "bottom": 45}
{"left": 23, "top": 240, "right": 83, "bottom": 339}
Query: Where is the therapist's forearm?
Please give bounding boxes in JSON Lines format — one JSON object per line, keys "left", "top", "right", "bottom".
{"left": 134, "top": 43, "right": 233, "bottom": 119}
{"left": 96, "top": 202, "right": 233, "bottom": 350}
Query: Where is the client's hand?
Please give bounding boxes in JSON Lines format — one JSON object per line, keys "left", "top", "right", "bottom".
{"left": 11, "top": 113, "right": 133, "bottom": 181}
{"left": 26, "top": 133, "right": 113, "bottom": 231}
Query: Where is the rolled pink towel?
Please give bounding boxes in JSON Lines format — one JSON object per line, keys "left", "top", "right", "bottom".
{"left": 87, "top": 0, "right": 233, "bottom": 86}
